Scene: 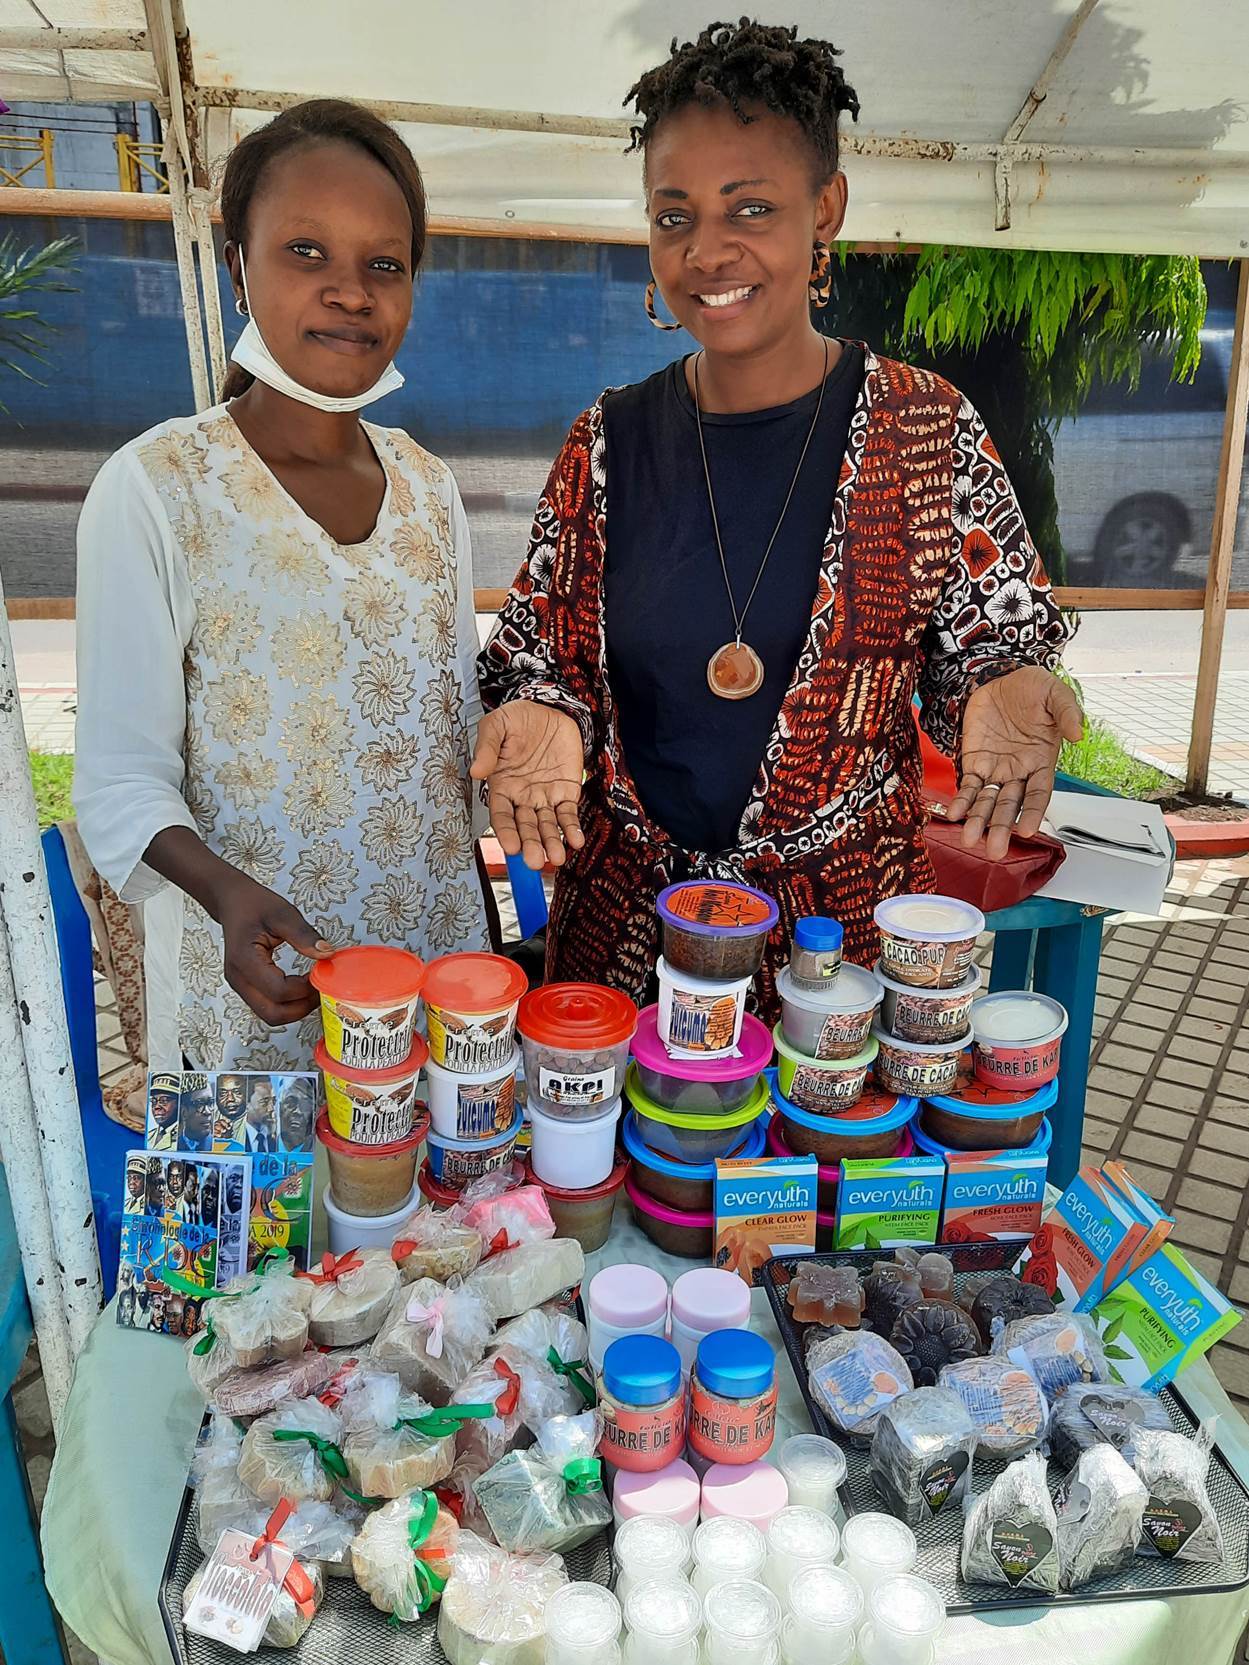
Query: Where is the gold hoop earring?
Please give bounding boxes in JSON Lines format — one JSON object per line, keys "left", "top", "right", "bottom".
{"left": 808, "top": 241, "right": 833, "bottom": 309}
{"left": 645, "top": 280, "right": 681, "bottom": 331}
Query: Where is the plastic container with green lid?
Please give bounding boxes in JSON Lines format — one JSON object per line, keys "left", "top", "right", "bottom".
{"left": 774, "top": 1026, "right": 878, "bottom": 1116}
{"left": 310, "top": 944, "right": 426, "bottom": 1072}
{"left": 625, "top": 1065, "right": 771, "bottom": 1163}
{"left": 421, "top": 952, "right": 528, "bottom": 1074}
{"left": 517, "top": 981, "right": 638, "bottom": 1118}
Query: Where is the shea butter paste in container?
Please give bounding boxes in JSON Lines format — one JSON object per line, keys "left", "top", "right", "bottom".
{"left": 657, "top": 880, "right": 779, "bottom": 982}
{"left": 688, "top": 1329, "right": 779, "bottom": 1467}
{"left": 310, "top": 944, "right": 426, "bottom": 1071}
{"left": 315, "top": 1035, "right": 426, "bottom": 1145}
{"left": 972, "top": 991, "right": 1068, "bottom": 1090}
{"left": 517, "top": 982, "right": 637, "bottom": 1117}
{"left": 422, "top": 953, "right": 528, "bottom": 1074}
{"left": 316, "top": 1108, "right": 428, "bottom": 1216}
{"left": 874, "top": 895, "right": 984, "bottom": 990}
{"left": 599, "top": 1335, "right": 688, "bottom": 1474}
{"left": 777, "top": 962, "right": 881, "bottom": 1061}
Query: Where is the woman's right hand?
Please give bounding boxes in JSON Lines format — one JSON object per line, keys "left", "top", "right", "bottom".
{"left": 215, "top": 870, "right": 336, "bottom": 1026}
{"left": 471, "top": 701, "right": 586, "bottom": 871}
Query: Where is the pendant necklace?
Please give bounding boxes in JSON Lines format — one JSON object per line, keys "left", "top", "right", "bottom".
{"left": 695, "top": 335, "right": 829, "bottom": 700}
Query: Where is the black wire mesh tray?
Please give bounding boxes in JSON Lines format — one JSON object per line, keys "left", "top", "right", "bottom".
{"left": 762, "top": 1243, "right": 1249, "bottom": 1615}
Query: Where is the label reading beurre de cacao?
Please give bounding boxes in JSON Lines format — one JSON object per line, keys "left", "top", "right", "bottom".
{"left": 789, "top": 1063, "right": 866, "bottom": 1110}
{"left": 894, "top": 990, "right": 972, "bottom": 1042}
{"left": 814, "top": 1010, "right": 874, "bottom": 1060}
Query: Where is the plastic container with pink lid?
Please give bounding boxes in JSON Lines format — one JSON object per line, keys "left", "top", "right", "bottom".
{"left": 310, "top": 944, "right": 426, "bottom": 1072}
{"left": 587, "top": 1262, "right": 669, "bottom": 1373}
{"left": 633, "top": 1006, "right": 772, "bottom": 1116}
{"left": 670, "top": 1268, "right": 752, "bottom": 1376}
{"left": 700, "top": 1461, "right": 790, "bottom": 1530}
{"left": 613, "top": 1458, "right": 701, "bottom": 1538}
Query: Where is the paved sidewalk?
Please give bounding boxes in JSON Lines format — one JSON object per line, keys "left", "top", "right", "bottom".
{"left": 1079, "top": 671, "right": 1249, "bottom": 802}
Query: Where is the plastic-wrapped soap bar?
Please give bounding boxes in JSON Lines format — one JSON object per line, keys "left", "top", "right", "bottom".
{"left": 1056, "top": 1445, "right": 1146, "bottom": 1590}
{"left": 475, "top": 1412, "right": 610, "bottom": 1553}
{"left": 184, "top": 1558, "right": 324, "bottom": 1648}
{"left": 437, "top": 1530, "right": 568, "bottom": 1665}
{"left": 304, "top": 1247, "right": 401, "bottom": 1347}
{"left": 369, "top": 1277, "right": 494, "bottom": 1406}
{"left": 237, "top": 1395, "right": 344, "bottom": 1506}
{"left": 868, "top": 1385, "right": 975, "bottom": 1526}
{"left": 961, "top": 1451, "right": 1058, "bottom": 1594}
{"left": 212, "top": 1257, "right": 313, "bottom": 1368}
{"left": 353, "top": 1491, "right": 461, "bottom": 1621}
{"left": 339, "top": 1371, "right": 458, "bottom": 1499}
{"left": 391, "top": 1202, "right": 485, "bottom": 1283}
{"left": 468, "top": 1238, "right": 586, "bottom": 1323}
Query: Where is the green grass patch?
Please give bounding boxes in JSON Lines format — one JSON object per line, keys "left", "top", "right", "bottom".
{"left": 29, "top": 749, "right": 73, "bottom": 829}
{"left": 1059, "top": 717, "right": 1177, "bottom": 800}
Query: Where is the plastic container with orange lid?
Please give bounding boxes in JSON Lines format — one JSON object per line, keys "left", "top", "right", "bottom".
{"left": 422, "top": 953, "right": 528, "bottom": 1074}
{"left": 517, "top": 982, "right": 638, "bottom": 1119}
{"left": 310, "top": 945, "right": 426, "bottom": 1072}
{"left": 315, "top": 1107, "right": 429, "bottom": 1216}
{"left": 533, "top": 1160, "right": 630, "bottom": 1253}
{"left": 315, "top": 1035, "right": 427, "bottom": 1146}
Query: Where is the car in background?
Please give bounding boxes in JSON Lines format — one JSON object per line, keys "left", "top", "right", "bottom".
{"left": 1052, "top": 316, "right": 1249, "bottom": 590}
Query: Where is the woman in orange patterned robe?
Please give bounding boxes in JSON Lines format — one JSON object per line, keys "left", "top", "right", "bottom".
{"left": 475, "top": 22, "right": 1079, "bottom": 1019}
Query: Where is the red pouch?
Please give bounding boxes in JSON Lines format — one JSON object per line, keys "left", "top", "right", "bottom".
{"left": 922, "top": 799, "right": 1066, "bottom": 914}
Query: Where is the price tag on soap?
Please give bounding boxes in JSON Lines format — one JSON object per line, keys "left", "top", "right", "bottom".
{"left": 184, "top": 1528, "right": 294, "bottom": 1653}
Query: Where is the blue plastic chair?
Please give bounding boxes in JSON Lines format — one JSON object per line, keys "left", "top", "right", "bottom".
{"left": 40, "top": 826, "right": 128, "bottom": 1299}
{"left": 0, "top": 1169, "right": 66, "bottom": 1664}
{"left": 505, "top": 772, "right": 1115, "bottom": 1190}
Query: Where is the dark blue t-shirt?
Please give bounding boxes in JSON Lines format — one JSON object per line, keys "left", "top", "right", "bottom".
{"left": 603, "top": 343, "right": 864, "bottom": 854}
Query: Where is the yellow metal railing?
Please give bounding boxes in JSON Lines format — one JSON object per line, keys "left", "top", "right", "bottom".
{"left": 0, "top": 129, "right": 55, "bottom": 188}
{"left": 115, "top": 134, "right": 168, "bottom": 193}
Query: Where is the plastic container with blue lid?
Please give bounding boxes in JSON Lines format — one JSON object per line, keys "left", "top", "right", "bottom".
{"left": 768, "top": 1067, "right": 917, "bottom": 1166}
{"left": 914, "top": 1109, "right": 1054, "bottom": 1160}
{"left": 600, "top": 1336, "right": 689, "bottom": 1474}
{"left": 790, "top": 916, "right": 845, "bottom": 990}
{"left": 622, "top": 1108, "right": 767, "bottom": 1214}
{"left": 919, "top": 1062, "right": 1058, "bottom": 1151}
{"left": 689, "top": 1330, "right": 779, "bottom": 1466}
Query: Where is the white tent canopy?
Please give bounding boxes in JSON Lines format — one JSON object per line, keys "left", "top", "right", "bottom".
{"left": 2, "top": 0, "right": 1249, "bottom": 255}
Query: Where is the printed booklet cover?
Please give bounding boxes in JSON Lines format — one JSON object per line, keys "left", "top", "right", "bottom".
{"left": 116, "top": 1148, "right": 251, "bottom": 1336}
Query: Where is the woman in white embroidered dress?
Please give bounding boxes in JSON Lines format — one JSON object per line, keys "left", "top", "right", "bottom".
{"left": 74, "top": 100, "right": 487, "bottom": 1072}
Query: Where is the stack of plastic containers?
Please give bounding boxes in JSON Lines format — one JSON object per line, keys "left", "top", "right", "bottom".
{"left": 418, "top": 952, "right": 528, "bottom": 1195}
{"left": 310, "top": 945, "right": 431, "bottom": 1249}
{"left": 870, "top": 895, "right": 985, "bottom": 1100}
{"left": 544, "top": 1583, "right": 624, "bottom": 1665}
{"left": 763, "top": 1505, "right": 841, "bottom": 1601}
{"left": 782, "top": 1565, "right": 862, "bottom": 1665}
{"left": 519, "top": 982, "right": 637, "bottom": 1250}
{"left": 625, "top": 880, "right": 777, "bottom": 1258}
{"left": 769, "top": 918, "right": 918, "bottom": 1232}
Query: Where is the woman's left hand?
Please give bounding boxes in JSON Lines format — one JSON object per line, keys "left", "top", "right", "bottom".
{"left": 947, "top": 667, "right": 1085, "bottom": 859}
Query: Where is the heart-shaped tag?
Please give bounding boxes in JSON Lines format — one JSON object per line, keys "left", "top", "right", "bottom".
{"left": 1141, "top": 1497, "right": 1203, "bottom": 1559}
{"left": 920, "top": 1450, "right": 970, "bottom": 1514}
{"left": 1085, "top": 1395, "right": 1147, "bottom": 1448}
{"left": 990, "top": 1517, "right": 1054, "bottom": 1586}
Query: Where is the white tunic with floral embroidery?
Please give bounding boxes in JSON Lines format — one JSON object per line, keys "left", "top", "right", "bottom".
{"left": 74, "top": 404, "right": 488, "bottom": 1072}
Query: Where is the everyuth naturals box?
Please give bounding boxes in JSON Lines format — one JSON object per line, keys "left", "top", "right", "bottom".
{"left": 942, "top": 1148, "right": 1048, "bottom": 1243}
{"left": 714, "top": 1156, "right": 818, "bottom": 1287}
{"left": 1012, "top": 1164, "right": 1155, "bottom": 1311}
{"left": 1089, "top": 1242, "right": 1241, "bottom": 1390}
{"left": 835, "top": 1156, "right": 944, "bottom": 1250}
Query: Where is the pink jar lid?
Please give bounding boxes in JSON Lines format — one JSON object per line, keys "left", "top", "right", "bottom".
{"left": 588, "top": 1262, "right": 669, "bottom": 1329}
{"left": 700, "top": 1461, "right": 790, "bottom": 1531}
{"left": 633, "top": 1005, "right": 774, "bottom": 1082}
{"left": 613, "top": 1459, "right": 701, "bottom": 1529}
{"left": 672, "top": 1268, "right": 752, "bottom": 1332}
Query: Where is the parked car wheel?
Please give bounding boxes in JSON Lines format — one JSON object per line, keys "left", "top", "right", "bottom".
{"left": 1092, "top": 495, "right": 1188, "bottom": 585}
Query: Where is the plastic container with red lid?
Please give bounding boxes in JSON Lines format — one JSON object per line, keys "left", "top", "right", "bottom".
{"left": 315, "top": 1106, "right": 429, "bottom": 1217}
{"left": 422, "top": 952, "right": 529, "bottom": 1074}
{"left": 533, "top": 1159, "right": 629, "bottom": 1253}
{"left": 518, "top": 982, "right": 638, "bottom": 1119}
{"left": 632, "top": 1005, "right": 772, "bottom": 1116}
{"left": 314, "top": 1034, "right": 427, "bottom": 1145}
{"left": 310, "top": 944, "right": 426, "bottom": 1072}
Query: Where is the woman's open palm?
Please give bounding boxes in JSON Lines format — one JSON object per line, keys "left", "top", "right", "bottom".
{"left": 948, "top": 667, "right": 1084, "bottom": 859}
{"left": 471, "top": 701, "right": 586, "bottom": 870}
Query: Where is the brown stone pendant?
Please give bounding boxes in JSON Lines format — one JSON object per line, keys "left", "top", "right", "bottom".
{"left": 707, "top": 640, "right": 765, "bottom": 700}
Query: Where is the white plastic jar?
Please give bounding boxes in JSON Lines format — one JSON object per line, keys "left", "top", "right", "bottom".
{"left": 587, "top": 1263, "right": 669, "bottom": 1373}
{"left": 613, "top": 1515, "right": 692, "bottom": 1605}
{"left": 690, "top": 1516, "right": 766, "bottom": 1600}
{"left": 669, "top": 1268, "right": 752, "bottom": 1377}
{"left": 544, "top": 1583, "right": 623, "bottom": 1665}
{"left": 763, "top": 1506, "right": 841, "bottom": 1605}
{"left": 528, "top": 1098, "right": 623, "bottom": 1190}
{"left": 621, "top": 1580, "right": 702, "bottom": 1665}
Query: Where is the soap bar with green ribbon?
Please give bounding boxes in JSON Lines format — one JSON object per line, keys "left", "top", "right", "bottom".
{"left": 353, "top": 1489, "right": 461, "bottom": 1623}
{"left": 341, "top": 1371, "right": 482, "bottom": 1501}
{"left": 473, "top": 1410, "right": 610, "bottom": 1553}
{"left": 238, "top": 1396, "right": 345, "bottom": 1507}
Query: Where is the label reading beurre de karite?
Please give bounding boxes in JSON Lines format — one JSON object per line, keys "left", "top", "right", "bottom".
{"left": 599, "top": 1394, "right": 687, "bottom": 1471}
{"left": 687, "top": 1378, "right": 777, "bottom": 1463}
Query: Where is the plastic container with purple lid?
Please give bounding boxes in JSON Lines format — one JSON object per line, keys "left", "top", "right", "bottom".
{"left": 657, "top": 880, "right": 780, "bottom": 981}
{"left": 632, "top": 1005, "right": 772, "bottom": 1116}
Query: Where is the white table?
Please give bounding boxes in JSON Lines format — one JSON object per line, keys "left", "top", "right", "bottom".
{"left": 41, "top": 1211, "right": 1249, "bottom": 1665}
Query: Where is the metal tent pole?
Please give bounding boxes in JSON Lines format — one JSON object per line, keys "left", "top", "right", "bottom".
{"left": 0, "top": 581, "right": 103, "bottom": 1355}
{"left": 0, "top": 904, "right": 76, "bottom": 1434}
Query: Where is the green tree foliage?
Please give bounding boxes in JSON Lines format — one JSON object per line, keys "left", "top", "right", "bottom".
{"left": 0, "top": 233, "right": 78, "bottom": 409}
{"left": 825, "top": 247, "right": 1208, "bottom": 583}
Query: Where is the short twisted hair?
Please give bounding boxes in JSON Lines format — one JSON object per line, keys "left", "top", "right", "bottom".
{"left": 625, "top": 17, "right": 860, "bottom": 181}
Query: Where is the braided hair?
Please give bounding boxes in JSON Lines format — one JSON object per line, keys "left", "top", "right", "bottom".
{"left": 625, "top": 17, "right": 860, "bottom": 182}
